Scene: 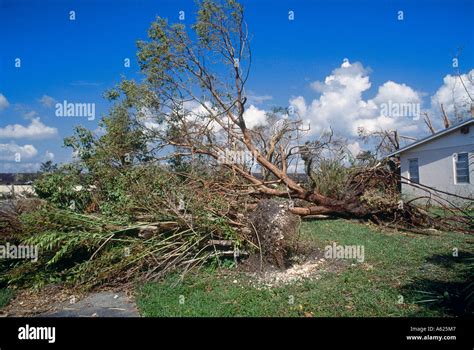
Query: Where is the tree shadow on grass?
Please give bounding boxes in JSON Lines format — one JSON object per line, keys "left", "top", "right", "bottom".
{"left": 400, "top": 251, "right": 474, "bottom": 317}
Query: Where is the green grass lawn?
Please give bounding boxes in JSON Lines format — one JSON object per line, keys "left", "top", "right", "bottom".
{"left": 136, "top": 219, "right": 474, "bottom": 317}
{"left": 0, "top": 288, "right": 14, "bottom": 309}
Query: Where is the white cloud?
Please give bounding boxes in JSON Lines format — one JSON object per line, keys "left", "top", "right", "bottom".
{"left": 0, "top": 143, "right": 38, "bottom": 161}
{"left": 137, "top": 106, "right": 163, "bottom": 132}
{"left": 23, "top": 110, "right": 38, "bottom": 119}
{"left": 183, "top": 100, "right": 213, "bottom": 119}
{"left": 38, "top": 95, "right": 57, "bottom": 108}
{"left": 289, "top": 96, "right": 307, "bottom": 117}
{"left": 0, "top": 118, "right": 58, "bottom": 139}
{"left": 430, "top": 70, "right": 474, "bottom": 122}
{"left": 0, "top": 94, "right": 9, "bottom": 111}
{"left": 372, "top": 81, "right": 422, "bottom": 105}
{"left": 290, "top": 59, "right": 424, "bottom": 138}
{"left": 310, "top": 60, "right": 371, "bottom": 96}
{"left": 43, "top": 150, "right": 55, "bottom": 161}
{"left": 243, "top": 105, "right": 268, "bottom": 129}
{"left": 286, "top": 157, "right": 306, "bottom": 174}
{"left": 246, "top": 93, "right": 273, "bottom": 105}
{"left": 181, "top": 100, "right": 268, "bottom": 131}
{"left": 347, "top": 141, "right": 363, "bottom": 157}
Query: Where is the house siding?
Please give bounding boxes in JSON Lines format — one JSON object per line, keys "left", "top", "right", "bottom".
{"left": 400, "top": 127, "right": 474, "bottom": 205}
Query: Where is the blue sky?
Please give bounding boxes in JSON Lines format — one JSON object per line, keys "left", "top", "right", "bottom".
{"left": 0, "top": 0, "right": 473, "bottom": 171}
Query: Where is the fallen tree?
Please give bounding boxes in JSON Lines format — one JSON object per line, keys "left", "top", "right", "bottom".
{"left": 91, "top": 0, "right": 471, "bottom": 233}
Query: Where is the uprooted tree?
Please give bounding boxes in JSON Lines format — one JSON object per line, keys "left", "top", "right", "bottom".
{"left": 2, "top": 0, "right": 473, "bottom": 293}
{"left": 93, "top": 0, "right": 471, "bottom": 232}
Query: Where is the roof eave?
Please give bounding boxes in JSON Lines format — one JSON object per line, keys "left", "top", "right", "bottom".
{"left": 385, "top": 118, "right": 474, "bottom": 158}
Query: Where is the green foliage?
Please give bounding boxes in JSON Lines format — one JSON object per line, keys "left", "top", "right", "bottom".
{"left": 101, "top": 165, "right": 241, "bottom": 240}
{"left": 310, "top": 159, "right": 351, "bottom": 199}
{"left": 3, "top": 165, "right": 242, "bottom": 289}
{"left": 95, "top": 104, "right": 150, "bottom": 168}
{"left": 63, "top": 126, "right": 96, "bottom": 169}
{"left": 35, "top": 96, "right": 152, "bottom": 216}
{"left": 2, "top": 207, "right": 143, "bottom": 289}
{"left": 39, "top": 160, "right": 58, "bottom": 173}
{"left": 94, "top": 170, "right": 135, "bottom": 218}
{"left": 63, "top": 102, "right": 149, "bottom": 173}
{"left": 33, "top": 165, "right": 93, "bottom": 211}
{"left": 194, "top": 0, "right": 244, "bottom": 50}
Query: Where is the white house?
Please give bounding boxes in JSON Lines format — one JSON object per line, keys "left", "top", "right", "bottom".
{"left": 387, "top": 118, "right": 474, "bottom": 206}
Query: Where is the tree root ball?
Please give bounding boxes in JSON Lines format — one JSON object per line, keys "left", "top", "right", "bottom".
{"left": 248, "top": 199, "right": 301, "bottom": 269}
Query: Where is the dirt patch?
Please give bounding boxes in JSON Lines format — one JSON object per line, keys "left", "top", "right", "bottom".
{"left": 0, "top": 285, "right": 79, "bottom": 317}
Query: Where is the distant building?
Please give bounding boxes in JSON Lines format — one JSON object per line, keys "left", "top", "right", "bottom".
{"left": 0, "top": 173, "right": 39, "bottom": 185}
{"left": 387, "top": 118, "right": 474, "bottom": 205}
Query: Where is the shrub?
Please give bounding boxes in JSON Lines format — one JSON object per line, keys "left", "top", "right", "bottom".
{"left": 33, "top": 165, "right": 93, "bottom": 212}
{"left": 310, "top": 159, "right": 351, "bottom": 200}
